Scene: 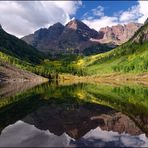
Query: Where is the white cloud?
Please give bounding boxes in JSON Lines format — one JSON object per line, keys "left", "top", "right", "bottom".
{"left": 82, "top": 5, "right": 120, "bottom": 31}
{"left": 119, "top": 1, "right": 148, "bottom": 24}
{"left": 119, "top": 5, "right": 141, "bottom": 23}
{"left": 0, "top": 0, "right": 147, "bottom": 38}
{"left": 83, "top": 1, "right": 148, "bottom": 31}
{"left": 0, "top": 1, "right": 82, "bottom": 37}
{"left": 118, "top": 1, "right": 148, "bottom": 24}
{"left": 92, "top": 6, "right": 104, "bottom": 17}
{"left": 83, "top": 5, "right": 104, "bottom": 19}
{"left": 53, "top": 1, "right": 82, "bottom": 15}
{"left": 83, "top": 16, "right": 118, "bottom": 31}
{"left": 138, "top": 1, "right": 148, "bottom": 23}
{"left": 82, "top": 5, "right": 118, "bottom": 31}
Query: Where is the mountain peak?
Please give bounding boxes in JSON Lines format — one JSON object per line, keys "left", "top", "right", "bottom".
{"left": 68, "top": 19, "right": 82, "bottom": 24}
{"left": 66, "top": 19, "right": 88, "bottom": 30}
{"left": 71, "top": 19, "right": 82, "bottom": 23}
{"left": 49, "top": 22, "right": 64, "bottom": 29}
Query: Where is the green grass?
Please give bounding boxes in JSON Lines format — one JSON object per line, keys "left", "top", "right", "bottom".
{"left": 0, "top": 22, "right": 148, "bottom": 78}
{"left": 79, "top": 41, "right": 148, "bottom": 76}
{"left": 78, "top": 22, "right": 148, "bottom": 76}
{"left": 0, "top": 28, "right": 45, "bottom": 64}
{"left": 19, "top": 39, "right": 147, "bottom": 77}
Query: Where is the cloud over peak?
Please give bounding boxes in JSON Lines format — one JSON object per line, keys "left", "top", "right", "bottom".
{"left": 0, "top": 1, "right": 82, "bottom": 37}
{"left": 83, "top": 1, "right": 148, "bottom": 31}
{"left": 0, "top": 1, "right": 147, "bottom": 37}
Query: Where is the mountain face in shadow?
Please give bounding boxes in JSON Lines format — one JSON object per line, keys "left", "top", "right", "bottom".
{"left": 22, "top": 19, "right": 141, "bottom": 55}
{"left": 22, "top": 19, "right": 106, "bottom": 55}
{"left": 22, "top": 101, "right": 143, "bottom": 140}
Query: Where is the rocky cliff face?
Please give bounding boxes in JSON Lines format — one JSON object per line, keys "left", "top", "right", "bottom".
{"left": 22, "top": 20, "right": 111, "bottom": 55}
{"left": 98, "top": 23, "right": 142, "bottom": 45}
{"left": 22, "top": 20, "right": 142, "bottom": 55}
{"left": 22, "top": 23, "right": 65, "bottom": 52}
{"left": 22, "top": 103, "right": 143, "bottom": 140}
{"left": 56, "top": 20, "right": 101, "bottom": 54}
{"left": 0, "top": 60, "right": 47, "bottom": 83}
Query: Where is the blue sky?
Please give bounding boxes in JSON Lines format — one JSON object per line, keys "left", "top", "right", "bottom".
{"left": 0, "top": 1, "right": 147, "bottom": 37}
{"left": 76, "top": 1, "right": 138, "bottom": 19}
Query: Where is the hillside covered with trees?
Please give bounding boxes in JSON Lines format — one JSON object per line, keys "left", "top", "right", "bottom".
{"left": 0, "top": 19, "right": 148, "bottom": 82}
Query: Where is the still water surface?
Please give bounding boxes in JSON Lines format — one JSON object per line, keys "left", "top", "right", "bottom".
{"left": 0, "top": 81, "right": 148, "bottom": 147}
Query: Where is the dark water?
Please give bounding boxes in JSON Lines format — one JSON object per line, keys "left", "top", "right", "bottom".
{"left": 0, "top": 81, "right": 148, "bottom": 147}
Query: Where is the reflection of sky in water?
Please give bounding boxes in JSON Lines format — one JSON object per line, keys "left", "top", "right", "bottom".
{"left": 75, "top": 127, "right": 148, "bottom": 147}
{"left": 0, "top": 120, "right": 148, "bottom": 147}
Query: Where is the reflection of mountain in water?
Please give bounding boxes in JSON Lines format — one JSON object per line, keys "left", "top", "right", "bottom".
{"left": 0, "top": 82, "right": 148, "bottom": 147}
{"left": 22, "top": 103, "right": 142, "bottom": 139}
{"left": 0, "top": 120, "right": 147, "bottom": 147}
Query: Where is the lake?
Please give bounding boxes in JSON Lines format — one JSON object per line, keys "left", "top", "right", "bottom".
{"left": 0, "top": 81, "right": 148, "bottom": 147}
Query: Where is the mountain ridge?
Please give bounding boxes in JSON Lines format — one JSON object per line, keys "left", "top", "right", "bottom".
{"left": 22, "top": 19, "right": 103, "bottom": 55}
{"left": 79, "top": 20, "right": 148, "bottom": 76}
{"left": 22, "top": 19, "right": 142, "bottom": 56}
{"left": 98, "top": 22, "right": 142, "bottom": 45}
{"left": 0, "top": 18, "right": 147, "bottom": 82}
{"left": 0, "top": 26, "right": 45, "bottom": 64}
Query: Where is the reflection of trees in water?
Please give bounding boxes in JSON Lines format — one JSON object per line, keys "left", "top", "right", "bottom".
{"left": 113, "top": 86, "right": 148, "bottom": 97}
{"left": 0, "top": 82, "right": 148, "bottom": 137}
{"left": 22, "top": 105, "right": 142, "bottom": 139}
{"left": 84, "top": 84, "right": 148, "bottom": 136}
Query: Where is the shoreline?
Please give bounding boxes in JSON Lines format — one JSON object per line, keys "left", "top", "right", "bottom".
{"left": 58, "top": 73, "right": 148, "bottom": 86}
{"left": 1, "top": 72, "right": 148, "bottom": 86}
